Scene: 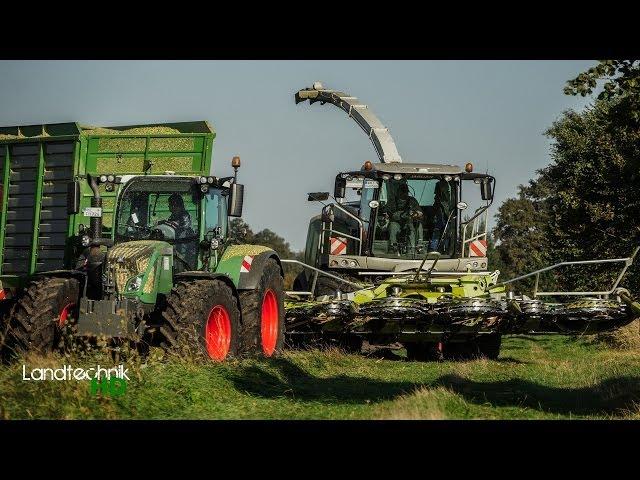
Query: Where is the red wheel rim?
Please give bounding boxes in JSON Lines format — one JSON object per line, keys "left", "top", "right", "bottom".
{"left": 205, "top": 305, "right": 232, "bottom": 361}
{"left": 59, "top": 303, "right": 75, "bottom": 327}
{"left": 261, "top": 289, "right": 279, "bottom": 356}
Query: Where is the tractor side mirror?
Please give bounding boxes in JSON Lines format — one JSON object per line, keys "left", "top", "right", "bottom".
{"left": 228, "top": 183, "right": 244, "bottom": 217}
{"left": 334, "top": 177, "right": 346, "bottom": 199}
{"left": 67, "top": 181, "right": 81, "bottom": 214}
{"left": 481, "top": 179, "right": 493, "bottom": 201}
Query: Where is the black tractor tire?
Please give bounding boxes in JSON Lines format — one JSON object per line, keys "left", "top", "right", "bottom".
{"left": 404, "top": 342, "right": 443, "bottom": 362}
{"left": 1, "top": 277, "right": 79, "bottom": 359}
{"left": 160, "top": 279, "right": 241, "bottom": 362}
{"left": 238, "top": 258, "right": 285, "bottom": 358}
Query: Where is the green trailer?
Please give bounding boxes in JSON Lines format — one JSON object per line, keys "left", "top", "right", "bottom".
{"left": 0, "top": 121, "right": 215, "bottom": 296}
{"left": 0, "top": 121, "right": 285, "bottom": 362}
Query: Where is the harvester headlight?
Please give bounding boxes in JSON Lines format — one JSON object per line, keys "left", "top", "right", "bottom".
{"left": 107, "top": 175, "right": 115, "bottom": 183}
{"left": 81, "top": 235, "right": 91, "bottom": 247}
{"left": 341, "top": 259, "right": 348, "bottom": 266}
{"left": 207, "top": 176, "right": 215, "bottom": 184}
{"left": 199, "top": 176, "right": 208, "bottom": 184}
{"left": 99, "top": 175, "right": 108, "bottom": 183}
{"left": 126, "top": 274, "right": 144, "bottom": 292}
{"left": 200, "top": 185, "right": 209, "bottom": 193}
{"left": 349, "top": 260, "right": 357, "bottom": 267}
{"left": 393, "top": 174, "right": 402, "bottom": 181}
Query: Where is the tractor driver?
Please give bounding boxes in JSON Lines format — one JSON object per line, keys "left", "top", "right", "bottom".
{"left": 386, "top": 181, "right": 424, "bottom": 250}
{"left": 156, "top": 193, "right": 196, "bottom": 268}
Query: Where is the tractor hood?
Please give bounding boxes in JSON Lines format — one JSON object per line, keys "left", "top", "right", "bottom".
{"left": 106, "top": 240, "right": 171, "bottom": 296}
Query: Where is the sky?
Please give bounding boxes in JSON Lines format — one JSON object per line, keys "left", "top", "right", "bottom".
{"left": 0, "top": 60, "right": 595, "bottom": 250}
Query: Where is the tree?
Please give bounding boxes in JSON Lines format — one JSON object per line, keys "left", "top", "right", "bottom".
{"left": 490, "top": 184, "right": 552, "bottom": 292}
{"left": 492, "top": 60, "right": 640, "bottom": 295}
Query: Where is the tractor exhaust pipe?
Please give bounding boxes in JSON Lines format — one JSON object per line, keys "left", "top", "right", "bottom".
{"left": 87, "top": 174, "right": 102, "bottom": 240}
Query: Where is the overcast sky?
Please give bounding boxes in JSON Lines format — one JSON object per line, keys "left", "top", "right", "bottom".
{"left": 0, "top": 60, "right": 594, "bottom": 250}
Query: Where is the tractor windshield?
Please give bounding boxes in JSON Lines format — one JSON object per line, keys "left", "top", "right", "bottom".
{"left": 372, "top": 175, "right": 457, "bottom": 259}
{"left": 115, "top": 178, "right": 201, "bottom": 269}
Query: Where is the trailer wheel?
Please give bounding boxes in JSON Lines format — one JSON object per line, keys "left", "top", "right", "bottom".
{"left": 160, "top": 279, "right": 241, "bottom": 361}
{"left": 1, "top": 277, "right": 79, "bottom": 358}
{"left": 239, "top": 258, "right": 285, "bottom": 357}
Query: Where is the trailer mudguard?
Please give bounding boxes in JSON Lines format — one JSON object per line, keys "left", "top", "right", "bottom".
{"left": 216, "top": 245, "right": 282, "bottom": 290}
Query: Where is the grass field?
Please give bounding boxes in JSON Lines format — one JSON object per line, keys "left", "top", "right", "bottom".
{"left": 1, "top": 334, "right": 639, "bottom": 420}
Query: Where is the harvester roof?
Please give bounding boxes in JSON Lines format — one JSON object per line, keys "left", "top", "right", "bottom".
{"left": 368, "top": 162, "right": 463, "bottom": 175}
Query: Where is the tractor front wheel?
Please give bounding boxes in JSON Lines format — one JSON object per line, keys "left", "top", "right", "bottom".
{"left": 239, "top": 258, "right": 285, "bottom": 357}
{"left": 1, "top": 277, "right": 79, "bottom": 359}
{"left": 160, "top": 279, "right": 241, "bottom": 362}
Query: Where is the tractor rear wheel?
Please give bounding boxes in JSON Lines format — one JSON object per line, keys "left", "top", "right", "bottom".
{"left": 1, "top": 277, "right": 79, "bottom": 359}
{"left": 239, "top": 258, "right": 285, "bottom": 357}
{"left": 160, "top": 279, "right": 241, "bottom": 362}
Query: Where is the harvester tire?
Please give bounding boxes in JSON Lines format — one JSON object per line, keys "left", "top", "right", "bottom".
{"left": 239, "top": 258, "right": 285, "bottom": 357}
{"left": 405, "top": 342, "right": 442, "bottom": 362}
{"left": 474, "top": 334, "right": 501, "bottom": 360}
{"left": 1, "top": 277, "right": 79, "bottom": 359}
{"left": 315, "top": 274, "right": 359, "bottom": 298}
{"left": 446, "top": 335, "right": 502, "bottom": 360}
{"left": 160, "top": 279, "right": 241, "bottom": 362}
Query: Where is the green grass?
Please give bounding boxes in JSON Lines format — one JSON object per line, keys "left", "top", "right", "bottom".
{"left": 1, "top": 335, "right": 639, "bottom": 419}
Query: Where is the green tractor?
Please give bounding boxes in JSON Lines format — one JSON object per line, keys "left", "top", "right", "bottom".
{"left": 1, "top": 159, "right": 285, "bottom": 361}
{"left": 284, "top": 82, "right": 640, "bottom": 360}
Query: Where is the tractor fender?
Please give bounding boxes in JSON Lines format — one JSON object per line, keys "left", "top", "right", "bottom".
{"left": 216, "top": 245, "right": 283, "bottom": 290}
{"left": 174, "top": 271, "right": 239, "bottom": 298}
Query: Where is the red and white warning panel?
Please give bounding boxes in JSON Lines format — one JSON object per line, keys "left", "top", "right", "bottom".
{"left": 240, "top": 255, "right": 254, "bottom": 273}
{"left": 469, "top": 239, "right": 487, "bottom": 257}
{"left": 330, "top": 236, "right": 348, "bottom": 255}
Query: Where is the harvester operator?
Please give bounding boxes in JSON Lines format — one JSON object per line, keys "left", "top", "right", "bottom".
{"left": 385, "top": 180, "right": 424, "bottom": 250}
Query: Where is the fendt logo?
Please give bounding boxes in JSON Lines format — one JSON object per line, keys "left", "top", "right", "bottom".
{"left": 90, "top": 376, "right": 127, "bottom": 397}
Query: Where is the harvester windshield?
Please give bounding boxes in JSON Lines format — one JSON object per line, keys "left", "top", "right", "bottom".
{"left": 372, "top": 176, "right": 457, "bottom": 259}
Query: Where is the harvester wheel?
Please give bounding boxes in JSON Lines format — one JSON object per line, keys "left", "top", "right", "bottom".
{"left": 1, "top": 277, "right": 79, "bottom": 359}
{"left": 239, "top": 258, "right": 285, "bottom": 357}
{"left": 315, "top": 274, "right": 359, "bottom": 298}
{"left": 160, "top": 279, "right": 241, "bottom": 362}
{"left": 474, "top": 334, "right": 501, "bottom": 360}
{"left": 404, "top": 342, "right": 442, "bottom": 362}
{"left": 446, "top": 335, "right": 502, "bottom": 360}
